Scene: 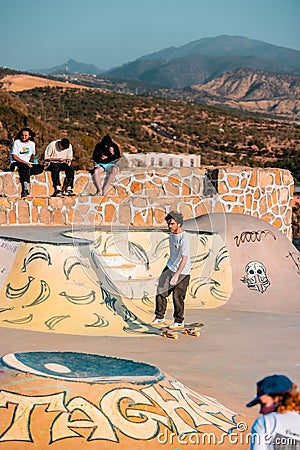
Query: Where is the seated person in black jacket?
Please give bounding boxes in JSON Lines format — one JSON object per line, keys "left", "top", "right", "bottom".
{"left": 91, "top": 134, "right": 121, "bottom": 195}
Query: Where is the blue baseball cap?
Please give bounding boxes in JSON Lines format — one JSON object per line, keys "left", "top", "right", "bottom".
{"left": 246, "top": 374, "right": 294, "bottom": 407}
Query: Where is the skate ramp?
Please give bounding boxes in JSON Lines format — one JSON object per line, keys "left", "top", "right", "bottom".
{"left": 0, "top": 226, "right": 232, "bottom": 337}
{"left": 0, "top": 212, "right": 298, "bottom": 339}
{"left": 185, "top": 213, "right": 300, "bottom": 313}
{"left": 0, "top": 350, "right": 238, "bottom": 449}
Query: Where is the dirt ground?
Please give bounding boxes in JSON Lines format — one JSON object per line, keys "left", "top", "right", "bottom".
{"left": 1, "top": 74, "right": 99, "bottom": 92}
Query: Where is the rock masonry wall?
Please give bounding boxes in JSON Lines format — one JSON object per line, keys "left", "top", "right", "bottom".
{"left": 0, "top": 166, "right": 294, "bottom": 239}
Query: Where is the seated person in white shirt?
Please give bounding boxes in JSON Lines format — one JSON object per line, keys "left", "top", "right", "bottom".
{"left": 10, "top": 127, "right": 44, "bottom": 197}
{"left": 44, "top": 138, "right": 75, "bottom": 197}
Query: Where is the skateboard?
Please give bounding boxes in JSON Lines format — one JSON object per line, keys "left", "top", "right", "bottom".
{"left": 160, "top": 322, "right": 205, "bottom": 339}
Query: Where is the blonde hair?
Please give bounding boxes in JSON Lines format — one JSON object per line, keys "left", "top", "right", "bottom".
{"left": 277, "top": 390, "right": 300, "bottom": 414}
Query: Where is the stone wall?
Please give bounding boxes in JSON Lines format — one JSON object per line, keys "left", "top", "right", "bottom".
{"left": 0, "top": 166, "right": 294, "bottom": 238}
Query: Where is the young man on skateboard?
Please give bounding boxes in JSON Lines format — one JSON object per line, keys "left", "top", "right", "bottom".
{"left": 150, "top": 211, "right": 191, "bottom": 329}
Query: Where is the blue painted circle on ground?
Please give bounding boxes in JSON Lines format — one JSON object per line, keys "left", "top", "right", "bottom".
{"left": 1, "top": 351, "right": 164, "bottom": 383}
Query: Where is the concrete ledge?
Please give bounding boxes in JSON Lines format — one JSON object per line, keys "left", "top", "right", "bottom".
{"left": 0, "top": 167, "right": 294, "bottom": 238}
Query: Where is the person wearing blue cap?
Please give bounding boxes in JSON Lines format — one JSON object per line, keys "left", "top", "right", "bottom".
{"left": 247, "top": 374, "right": 300, "bottom": 449}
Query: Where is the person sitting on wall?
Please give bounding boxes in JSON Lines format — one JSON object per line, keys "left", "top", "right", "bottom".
{"left": 44, "top": 138, "right": 75, "bottom": 197}
{"left": 10, "top": 127, "right": 44, "bottom": 197}
{"left": 90, "top": 134, "right": 121, "bottom": 195}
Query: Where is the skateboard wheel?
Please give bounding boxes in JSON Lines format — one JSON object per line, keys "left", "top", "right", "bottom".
{"left": 161, "top": 331, "right": 178, "bottom": 339}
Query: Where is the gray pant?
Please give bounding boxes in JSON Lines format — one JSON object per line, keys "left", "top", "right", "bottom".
{"left": 155, "top": 266, "right": 190, "bottom": 323}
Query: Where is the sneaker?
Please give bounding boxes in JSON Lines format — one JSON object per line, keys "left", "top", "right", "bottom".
{"left": 65, "top": 188, "right": 75, "bottom": 196}
{"left": 168, "top": 322, "right": 184, "bottom": 330}
{"left": 53, "top": 189, "right": 62, "bottom": 197}
{"left": 21, "top": 190, "right": 29, "bottom": 197}
{"left": 149, "top": 317, "right": 166, "bottom": 326}
{"left": 91, "top": 190, "right": 102, "bottom": 196}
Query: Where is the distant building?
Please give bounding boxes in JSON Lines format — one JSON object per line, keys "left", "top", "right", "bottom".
{"left": 122, "top": 152, "right": 201, "bottom": 168}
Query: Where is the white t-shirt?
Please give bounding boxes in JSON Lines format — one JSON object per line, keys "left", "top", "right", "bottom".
{"left": 10, "top": 139, "right": 35, "bottom": 164}
{"left": 167, "top": 231, "right": 191, "bottom": 275}
{"left": 44, "top": 140, "right": 73, "bottom": 161}
{"left": 250, "top": 411, "right": 300, "bottom": 449}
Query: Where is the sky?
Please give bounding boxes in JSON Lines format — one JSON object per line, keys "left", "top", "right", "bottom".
{"left": 1, "top": 0, "right": 300, "bottom": 72}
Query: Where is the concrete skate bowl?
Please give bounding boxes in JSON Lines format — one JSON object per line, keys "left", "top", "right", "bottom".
{"left": 184, "top": 213, "right": 300, "bottom": 313}
{"left": 0, "top": 351, "right": 239, "bottom": 449}
{"left": 0, "top": 226, "right": 232, "bottom": 337}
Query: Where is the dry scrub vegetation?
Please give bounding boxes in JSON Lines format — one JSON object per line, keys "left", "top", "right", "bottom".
{"left": 0, "top": 72, "right": 300, "bottom": 183}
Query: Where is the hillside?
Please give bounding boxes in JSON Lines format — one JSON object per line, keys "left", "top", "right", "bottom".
{"left": 0, "top": 72, "right": 300, "bottom": 183}
{"left": 1, "top": 73, "right": 98, "bottom": 92}
{"left": 24, "top": 35, "right": 300, "bottom": 121}
{"left": 15, "top": 69, "right": 299, "bottom": 122}
{"left": 33, "top": 58, "right": 103, "bottom": 76}
{"left": 179, "top": 68, "right": 300, "bottom": 121}
{"left": 106, "top": 35, "right": 300, "bottom": 88}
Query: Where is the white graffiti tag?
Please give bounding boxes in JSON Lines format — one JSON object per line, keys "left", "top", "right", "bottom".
{"left": 0, "top": 381, "right": 237, "bottom": 443}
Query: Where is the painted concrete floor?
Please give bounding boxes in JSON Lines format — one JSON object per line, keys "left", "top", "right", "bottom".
{"left": 1, "top": 307, "right": 299, "bottom": 437}
{"left": 0, "top": 224, "right": 299, "bottom": 448}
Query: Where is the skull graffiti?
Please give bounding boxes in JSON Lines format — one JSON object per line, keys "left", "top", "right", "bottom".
{"left": 241, "top": 261, "right": 270, "bottom": 293}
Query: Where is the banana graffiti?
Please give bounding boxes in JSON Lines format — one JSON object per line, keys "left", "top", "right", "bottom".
{"left": 5, "top": 276, "right": 35, "bottom": 299}
{"left": 44, "top": 315, "right": 71, "bottom": 330}
{"left": 189, "top": 277, "right": 220, "bottom": 298}
{"left": 22, "top": 280, "right": 50, "bottom": 308}
{"left": 0, "top": 229, "right": 232, "bottom": 336}
{"left": 128, "top": 240, "right": 150, "bottom": 270}
{"left": 22, "top": 246, "right": 52, "bottom": 272}
{"left": 214, "top": 246, "right": 229, "bottom": 271}
{"left": 63, "top": 256, "right": 90, "bottom": 280}
{"left": 3, "top": 313, "right": 33, "bottom": 324}
{"left": 59, "top": 290, "right": 96, "bottom": 305}
{"left": 84, "top": 313, "right": 109, "bottom": 328}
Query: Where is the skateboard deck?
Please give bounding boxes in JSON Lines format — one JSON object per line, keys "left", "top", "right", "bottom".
{"left": 160, "top": 322, "right": 205, "bottom": 339}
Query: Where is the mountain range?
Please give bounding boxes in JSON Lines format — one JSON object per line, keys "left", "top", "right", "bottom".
{"left": 34, "top": 35, "right": 300, "bottom": 89}
{"left": 106, "top": 35, "right": 300, "bottom": 88}
{"left": 20, "top": 35, "right": 300, "bottom": 121}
